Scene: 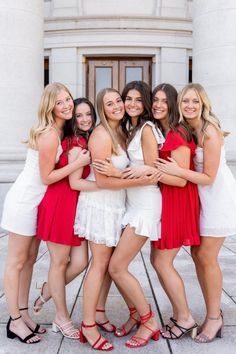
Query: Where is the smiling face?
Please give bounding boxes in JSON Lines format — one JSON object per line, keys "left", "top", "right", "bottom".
{"left": 152, "top": 90, "right": 168, "bottom": 122}
{"left": 180, "top": 89, "right": 201, "bottom": 121}
{"left": 124, "top": 89, "right": 144, "bottom": 120}
{"left": 53, "top": 90, "right": 74, "bottom": 123}
{"left": 103, "top": 91, "right": 125, "bottom": 122}
{"left": 75, "top": 102, "right": 93, "bottom": 132}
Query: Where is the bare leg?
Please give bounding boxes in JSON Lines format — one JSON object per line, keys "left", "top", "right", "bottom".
{"left": 95, "top": 272, "right": 114, "bottom": 331}
{"left": 150, "top": 245, "right": 178, "bottom": 329}
{"left": 18, "top": 238, "right": 46, "bottom": 333}
{"left": 150, "top": 246, "right": 196, "bottom": 338}
{"left": 191, "top": 237, "right": 225, "bottom": 341}
{"left": 47, "top": 242, "right": 72, "bottom": 324}
{"left": 109, "top": 226, "right": 158, "bottom": 345}
{"left": 81, "top": 242, "right": 113, "bottom": 350}
{"left": 96, "top": 272, "right": 139, "bottom": 335}
{"left": 66, "top": 241, "right": 88, "bottom": 281}
{"left": 4, "top": 233, "right": 40, "bottom": 343}
{"left": 33, "top": 240, "right": 88, "bottom": 312}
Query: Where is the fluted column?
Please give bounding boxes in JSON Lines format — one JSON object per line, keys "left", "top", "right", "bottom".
{"left": 0, "top": 0, "right": 44, "bottom": 181}
{"left": 193, "top": 0, "right": 236, "bottom": 162}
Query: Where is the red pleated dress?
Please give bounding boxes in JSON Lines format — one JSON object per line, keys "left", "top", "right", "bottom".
{"left": 37, "top": 136, "right": 90, "bottom": 246}
{"left": 153, "top": 129, "right": 200, "bottom": 250}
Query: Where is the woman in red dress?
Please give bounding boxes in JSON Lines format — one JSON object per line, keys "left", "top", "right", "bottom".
{"left": 36, "top": 98, "right": 97, "bottom": 338}
{"left": 150, "top": 84, "right": 200, "bottom": 339}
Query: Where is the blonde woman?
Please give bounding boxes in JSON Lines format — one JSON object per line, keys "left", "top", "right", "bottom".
{"left": 1, "top": 83, "right": 89, "bottom": 344}
{"left": 93, "top": 81, "right": 164, "bottom": 349}
{"left": 74, "top": 88, "right": 156, "bottom": 351}
{"left": 157, "top": 83, "right": 236, "bottom": 343}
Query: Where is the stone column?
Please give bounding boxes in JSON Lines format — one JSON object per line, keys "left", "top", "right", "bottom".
{"left": 51, "top": 0, "right": 79, "bottom": 17}
{"left": 0, "top": 0, "right": 44, "bottom": 182}
{"left": 160, "top": 47, "right": 188, "bottom": 91}
{"left": 50, "top": 47, "right": 77, "bottom": 97}
{"left": 193, "top": 0, "right": 236, "bottom": 163}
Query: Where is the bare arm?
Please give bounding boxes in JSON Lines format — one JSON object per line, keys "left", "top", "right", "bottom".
{"left": 157, "top": 126, "right": 222, "bottom": 185}
{"left": 90, "top": 127, "right": 156, "bottom": 190}
{"left": 93, "top": 125, "right": 160, "bottom": 179}
{"left": 69, "top": 147, "right": 99, "bottom": 192}
{"left": 141, "top": 124, "right": 158, "bottom": 166}
{"left": 158, "top": 145, "right": 191, "bottom": 187}
{"left": 38, "top": 129, "right": 90, "bottom": 185}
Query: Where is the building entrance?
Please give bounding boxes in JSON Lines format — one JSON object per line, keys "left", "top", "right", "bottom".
{"left": 87, "top": 57, "right": 151, "bottom": 104}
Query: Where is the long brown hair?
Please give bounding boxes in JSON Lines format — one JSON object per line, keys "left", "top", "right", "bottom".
{"left": 121, "top": 81, "right": 153, "bottom": 144}
{"left": 153, "top": 83, "right": 193, "bottom": 142}
{"left": 63, "top": 97, "right": 97, "bottom": 150}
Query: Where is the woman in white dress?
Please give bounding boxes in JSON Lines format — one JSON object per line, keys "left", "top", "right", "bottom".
{"left": 100, "top": 81, "right": 164, "bottom": 349}
{"left": 157, "top": 83, "right": 236, "bottom": 343}
{"left": 74, "top": 88, "right": 156, "bottom": 351}
{"left": 1, "top": 83, "right": 89, "bottom": 344}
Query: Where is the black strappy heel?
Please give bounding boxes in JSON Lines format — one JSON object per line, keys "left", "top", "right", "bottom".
{"left": 19, "top": 307, "right": 46, "bottom": 334}
{"left": 161, "top": 318, "right": 198, "bottom": 340}
{"left": 6, "top": 315, "right": 41, "bottom": 344}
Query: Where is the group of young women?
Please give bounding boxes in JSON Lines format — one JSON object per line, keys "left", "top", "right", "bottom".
{"left": 1, "top": 79, "right": 236, "bottom": 350}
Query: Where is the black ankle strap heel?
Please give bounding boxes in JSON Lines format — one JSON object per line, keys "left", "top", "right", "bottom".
{"left": 6, "top": 315, "right": 41, "bottom": 344}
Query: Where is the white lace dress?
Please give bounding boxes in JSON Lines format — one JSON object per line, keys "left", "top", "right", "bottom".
{"left": 74, "top": 147, "right": 129, "bottom": 247}
{"left": 1, "top": 144, "right": 62, "bottom": 236}
{"left": 194, "top": 146, "right": 236, "bottom": 237}
{"left": 122, "top": 121, "right": 165, "bottom": 240}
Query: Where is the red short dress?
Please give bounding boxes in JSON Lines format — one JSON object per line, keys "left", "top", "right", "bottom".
{"left": 37, "top": 136, "right": 90, "bottom": 246}
{"left": 153, "top": 129, "right": 200, "bottom": 250}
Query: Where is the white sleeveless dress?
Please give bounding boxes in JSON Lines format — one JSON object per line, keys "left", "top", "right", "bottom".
{"left": 194, "top": 146, "right": 236, "bottom": 237}
{"left": 1, "top": 142, "right": 62, "bottom": 236}
{"left": 74, "top": 147, "right": 129, "bottom": 247}
{"left": 122, "top": 121, "right": 165, "bottom": 240}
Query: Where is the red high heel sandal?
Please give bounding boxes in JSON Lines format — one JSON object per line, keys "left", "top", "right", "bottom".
{"left": 114, "top": 307, "right": 140, "bottom": 337}
{"left": 95, "top": 309, "right": 116, "bottom": 333}
{"left": 125, "top": 306, "right": 160, "bottom": 348}
{"left": 80, "top": 322, "right": 114, "bottom": 351}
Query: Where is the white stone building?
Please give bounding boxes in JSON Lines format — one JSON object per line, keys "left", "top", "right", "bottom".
{"left": 0, "top": 0, "right": 236, "bottom": 182}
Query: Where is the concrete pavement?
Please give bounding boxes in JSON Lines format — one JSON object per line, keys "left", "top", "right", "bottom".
{"left": 0, "top": 184, "right": 236, "bottom": 354}
{"left": 0, "top": 232, "right": 236, "bottom": 354}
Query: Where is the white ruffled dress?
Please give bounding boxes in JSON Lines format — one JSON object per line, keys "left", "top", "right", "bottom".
{"left": 74, "top": 147, "right": 129, "bottom": 247}
{"left": 122, "top": 121, "right": 165, "bottom": 240}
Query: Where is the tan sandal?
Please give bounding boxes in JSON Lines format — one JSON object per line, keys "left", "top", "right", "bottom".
{"left": 33, "top": 282, "right": 48, "bottom": 315}
{"left": 194, "top": 312, "right": 223, "bottom": 343}
{"left": 52, "top": 320, "right": 80, "bottom": 339}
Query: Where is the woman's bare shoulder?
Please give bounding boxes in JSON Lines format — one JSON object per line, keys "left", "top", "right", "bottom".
{"left": 89, "top": 124, "right": 111, "bottom": 141}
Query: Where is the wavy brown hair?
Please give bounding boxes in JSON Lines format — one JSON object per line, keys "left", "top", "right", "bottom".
{"left": 153, "top": 83, "right": 193, "bottom": 142}
{"left": 121, "top": 81, "right": 153, "bottom": 143}
{"left": 63, "top": 97, "right": 97, "bottom": 149}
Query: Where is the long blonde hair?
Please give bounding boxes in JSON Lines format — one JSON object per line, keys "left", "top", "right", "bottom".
{"left": 178, "top": 83, "right": 228, "bottom": 146}
{"left": 96, "top": 88, "right": 122, "bottom": 155}
{"left": 27, "top": 82, "right": 73, "bottom": 149}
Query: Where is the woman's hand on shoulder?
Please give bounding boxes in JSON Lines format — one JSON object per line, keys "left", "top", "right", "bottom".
{"left": 155, "top": 157, "right": 182, "bottom": 177}
{"left": 137, "top": 169, "right": 163, "bottom": 186}
{"left": 93, "top": 157, "right": 122, "bottom": 177}
{"left": 74, "top": 148, "right": 91, "bottom": 168}
{"left": 68, "top": 146, "right": 91, "bottom": 167}
{"left": 121, "top": 165, "right": 157, "bottom": 179}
